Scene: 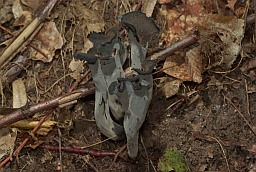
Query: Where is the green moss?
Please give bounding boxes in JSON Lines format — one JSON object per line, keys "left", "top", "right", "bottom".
{"left": 158, "top": 147, "right": 188, "bottom": 172}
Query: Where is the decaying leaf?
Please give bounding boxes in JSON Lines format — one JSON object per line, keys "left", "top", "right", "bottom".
{"left": 21, "top": 0, "right": 45, "bottom": 11}
{"left": 0, "top": 128, "right": 17, "bottom": 160}
{"left": 31, "top": 21, "right": 63, "bottom": 62}
{"left": 0, "top": 0, "right": 14, "bottom": 24}
{"left": 141, "top": 0, "right": 157, "bottom": 17}
{"left": 226, "top": 0, "right": 237, "bottom": 12}
{"left": 163, "top": 47, "right": 202, "bottom": 83}
{"left": 69, "top": 58, "right": 84, "bottom": 81}
{"left": 62, "top": 0, "right": 105, "bottom": 53}
{"left": 12, "top": 78, "right": 27, "bottom": 108}
{"left": 12, "top": 0, "right": 33, "bottom": 26}
{"left": 72, "top": 0, "right": 105, "bottom": 35}
{"left": 200, "top": 14, "right": 245, "bottom": 67}
{"left": 157, "top": 77, "right": 182, "bottom": 98}
{"left": 241, "top": 57, "right": 256, "bottom": 80}
{"left": 158, "top": 0, "right": 207, "bottom": 46}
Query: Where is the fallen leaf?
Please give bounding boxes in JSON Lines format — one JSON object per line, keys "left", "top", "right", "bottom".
{"left": 0, "top": 114, "right": 57, "bottom": 129}
{"left": 31, "top": 21, "right": 63, "bottom": 62}
{"left": 158, "top": 0, "right": 207, "bottom": 46}
{"left": 157, "top": 77, "right": 182, "bottom": 98}
{"left": 69, "top": 59, "right": 84, "bottom": 81}
{"left": 0, "top": 128, "right": 17, "bottom": 160}
{"left": 241, "top": 57, "right": 256, "bottom": 76}
{"left": 75, "top": 0, "right": 105, "bottom": 34}
{"left": 21, "top": 0, "right": 44, "bottom": 11}
{"left": 12, "top": 78, "right": 27, "bottom": 108}
{"left": 226, "top": 0, "right": 237, "bottom": 12}
{"left": 141, "top": 0, "right": 157, "bottom": 17}
{"left": 12, "top": 0, "right": 33, "bottom": 26}
{"left": 200, "top": 14, "right": 245, "bottom": 67}
{"left": 163, "top": 47, "right": 202, "bottom": 83}
{"left": 0, "top": 0, "right": 14, "bottom": 24}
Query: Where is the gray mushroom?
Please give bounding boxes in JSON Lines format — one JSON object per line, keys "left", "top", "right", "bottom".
{"left": 75, "top": 11, "right": 158, "bottom": 159}
{"left": 75, "top": 53, "right": 125, "bottom": 140}
{"left": 120, "top": 11, "right": 159, "bottom": 46}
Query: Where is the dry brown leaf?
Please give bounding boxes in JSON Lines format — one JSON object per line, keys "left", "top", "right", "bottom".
{"left": 241, "top": 55, "right": 256, "bottom": 79}
{"left": 12, "top": 78, "right": 27, "bottom": 108}
{"left": 200, "top": 14, "right": 245, "bottom": 67}
{"left": 0, "top": 128, "right": 17, "bottom": 160}
{"left": 62, "top": 0, "right": 105, "bottom": 54}
{"left": 31, "top": 21, "right": 63, "bottom": 62}
{"left": 21, "top": 0, "right": 44, "bottom": 11}
{"left": 226, "top": 0, "right": 237, "bottom": 12}
{"left": 241, "top": 58, "right": 256, "bottom": 73}
{"left": 141, "top": 0, "right": 157, "bottom": 17}
{"left": 157, "top": 77, "right": 182, "bottom": 98}
{"left": 0, "top": 0, "right": 14, "bottom": 24}
{"left": 12, "top": 0, "right": 32, "bottom": 26}
{"left": 158, "top": 0, "right": 207, "bottom": 46}
{"left": 69, "top": 59, "right": 84, "bottom": 81}
{"left": 163, "top": 47, "right": 202, "bottom": 83}
{"left": 74, "top": 0, "right": 105, "bottom": 34}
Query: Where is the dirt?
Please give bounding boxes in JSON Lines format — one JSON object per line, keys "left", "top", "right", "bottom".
{"left": 1, "top": 0, "right": 256, "bottom": 172}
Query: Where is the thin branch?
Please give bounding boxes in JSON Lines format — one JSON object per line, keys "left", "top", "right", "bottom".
{"left": 0, "top": 86, "right": 95, "bottom": 128}
{"left": 0, "top": 25, "right": 49, "bottom": 59}
{"left": 147, "top": 33, "right": 199, "bottom": 61}
{"left": 0, "top": 0, "right": 60, "bottom": 69}
{"left": 39, "top": 145, "right": 116, "bottom": 157}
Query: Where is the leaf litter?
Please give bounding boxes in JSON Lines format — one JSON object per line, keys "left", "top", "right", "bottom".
{"left": 0, "top": 0, "right": 256, "bottom": 171}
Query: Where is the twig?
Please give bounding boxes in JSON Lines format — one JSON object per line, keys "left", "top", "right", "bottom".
{"left": 39, "top": 145, "right": 116, "bottom": 157}
{"left": 67, "top": 69, "right": 90, "bottom": 93}
{"left": 244, "top": 79, "right": 251, "bottom": 117}
{"left": 140, "top": 136, "right": 150, "bottom": 172}
{"left": 108, "top": 144, "right": 127, "bottom": 170}
{"left": 149, "top": 160, "right": 157, "bottom": 172}
{"left": 0, "top": 109, "right": 54, "bottom": 168}
{"left": 0, "top": 86, "right": 95, "bottom": 128}
{"left": 57, "top": 128, "right": 63, "bottom": 172}
{"left": 208, "top": 136, "right": 231, "bottom": 172}
{"left": 221, "top": 92, "right": 256, "bottom": 136}
{"left": 247, "top": 14, "right": 255, "bottom": 24}
{"left": 0, "top": 0, "right": 59, "bottom": 69}
{"left": 147, "top": 33, "right": 199, "bottom": 61}
{"left": 0, "top": 25, "right": 49, "bottom": 59}
{"left": 0, "top": 75, "right": 94, "bottom": 166}
{"left": 147, "top": 12, "right": 256, "bottom": 64}
{"left": 81, "top": 136, "right": 115, "bottom": 149}
{"left": 2, "top": 54, "right": 29, "bottom": 85}
{"left": 135, "top": 0, "right": 143, "bottom": 11}
{"left": 193, "top": 132, "right": 245, "bottom": 147}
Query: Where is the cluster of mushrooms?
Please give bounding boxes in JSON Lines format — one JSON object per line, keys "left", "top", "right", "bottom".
{"left": 75, "top": 11, "right": 159, "bottom": 158}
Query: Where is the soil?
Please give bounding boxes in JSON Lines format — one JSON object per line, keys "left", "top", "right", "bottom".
{"left": 1, "top": 0, "right": 256, "bottom": 172}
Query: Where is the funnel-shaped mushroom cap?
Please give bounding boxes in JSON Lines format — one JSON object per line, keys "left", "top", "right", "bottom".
{"left": 120, "top": 11, "right": 159, "bottom": 45}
